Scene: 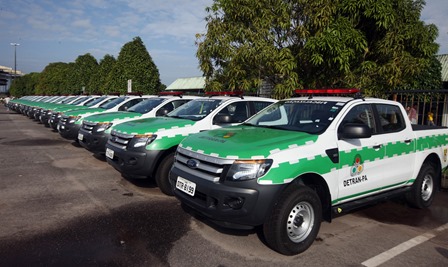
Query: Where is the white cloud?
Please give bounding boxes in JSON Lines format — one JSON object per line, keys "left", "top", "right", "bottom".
{"left": 104, "top": 26, "right": 121, "bottom": 37}
{"left": 421, "top": 0, "right": 448, "bottom": 54}
{"left": 72, "top": 19, "right": 92, "bottom": 29}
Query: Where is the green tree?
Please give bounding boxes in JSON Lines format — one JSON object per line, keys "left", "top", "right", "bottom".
{"left": 63, "top": 63, "right": 78, "bottom": 94}
{"left": 9, "top": 72, "right": 40, "bottom": 97}
{"left": 197, "top": 0, "right": 440, "bottom": 98}
{"left": 36, "top": 62, "right": 72, "bottom": 95}
{"left": 88, "top": 54, "right": 116, "bottom": 94}
{"left": 73, "top": 53, "right": 99, "bottom": 93}
{"left": 106, "top": 37, "right": 161, "bottom": 94}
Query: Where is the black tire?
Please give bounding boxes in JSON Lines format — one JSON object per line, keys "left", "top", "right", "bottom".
{"left": 155, "top": 152, "right": 175, "bottom": 196}
{"left": 406, "top": 163, "right": 437, "bottom": 209}
{"left": 263, "top": 185, "right": 322, "bottom": 255}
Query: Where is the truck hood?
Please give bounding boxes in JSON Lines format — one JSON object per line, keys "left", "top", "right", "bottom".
{"left": 63, "top": 108, "right": 106, "bottom": 116}
{"left": 179, "top": 124, "right": 318, "bottom": 159}
{"left": 113, "top": 117, "right": 194, "bottom": 134}
{"left": 53, "top": 105, "right": 90, "bottom": 112}
{"left": 84, "top": 111, "right": 142, "bottom": 123}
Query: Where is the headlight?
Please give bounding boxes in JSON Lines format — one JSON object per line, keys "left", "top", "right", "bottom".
{"left": 95, "top": 122, "right": 113, "bottom": 133}
{"left": 68, "top": 116, "right": 81, "bottom": 123}
{"left": 129, "top": 134, "right": 157, "bottom": 148}
{"left": 226, "top": 159, "right": 273, "bottom": 181}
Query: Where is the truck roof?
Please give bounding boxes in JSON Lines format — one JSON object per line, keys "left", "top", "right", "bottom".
{"left": 285, "top": 96, "right": 398, "bottom": 106}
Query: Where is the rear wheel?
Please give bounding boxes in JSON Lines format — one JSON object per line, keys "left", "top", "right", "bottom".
{"left": 263, "top": 186, "right": 322, "bottom": 255}
{"left": 406, "top": 164, "right": 437, "bottom": 208}
{"left": 155, "top": 152, "right": 175, "bottom": 196}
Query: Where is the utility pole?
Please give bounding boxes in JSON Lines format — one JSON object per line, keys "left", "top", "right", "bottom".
{"left": 10, "top": 43, "right": 20, "bottom": 78}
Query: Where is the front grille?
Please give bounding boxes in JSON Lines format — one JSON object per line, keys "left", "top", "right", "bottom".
{"left": 60, "top": 117, "right": 69, "bottom": 124}
{"left": 82, "top": 121, "right": 96, "bottom": 132}
{"left": 108, "top": 130, "right": 134, "bottom": 149}
{"left": 174, "top": 146, "right": 234, "bottom": 182}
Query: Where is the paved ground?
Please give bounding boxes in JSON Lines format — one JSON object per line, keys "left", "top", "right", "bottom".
{"left": 0, "top": 104, "right": 447, "bottom": 267}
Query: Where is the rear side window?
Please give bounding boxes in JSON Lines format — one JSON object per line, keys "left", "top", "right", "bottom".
{"left": 252, "top": 101, "right": 273, "bottom": 113}
{"left": 224, "top": 101, "right": 249, "bottom": 123}
{"left": 375, "top": 104, "right": 406, "bottom": 133}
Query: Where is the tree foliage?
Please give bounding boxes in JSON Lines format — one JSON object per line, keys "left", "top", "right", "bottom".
{"left": 9, "top": 72, "right": 40, "bottom": 97}
{"left": 73, "top": 53, "right": 99, "bottom": 93}
{"left": 197, "top": 0, "right": 441, "bottom": 98}
{"left": 106, "top": 37, "right": 161, "bottom": 94}
{"left": 35, "top": 62, "right": 74, "bottom": 95}
{"left": 11, "top": 37, "right": 162, "bottom": 96}
{"left": 89, "top": 54, "right": 116, "bottom": 94}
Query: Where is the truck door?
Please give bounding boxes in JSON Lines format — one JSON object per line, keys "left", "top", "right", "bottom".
{"left": 372, "top": 103, "right": 415, "bottom": 187}
{"left": 336, "top": 103, "right": 386, "bottom": 204}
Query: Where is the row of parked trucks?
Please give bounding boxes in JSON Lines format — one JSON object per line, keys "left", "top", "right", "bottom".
{"left": 7, "top": 89, "right": 448, "bottom": 255}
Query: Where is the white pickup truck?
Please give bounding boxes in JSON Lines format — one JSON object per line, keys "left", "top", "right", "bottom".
{"left": 169, "top": 89, "right": 448, "bottom": 255}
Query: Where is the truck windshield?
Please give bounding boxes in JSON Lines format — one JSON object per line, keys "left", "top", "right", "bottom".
{"left": 246, "top": 100, "right": 345, "bottom": 134}
{"left": 61, "top": 96, "right": 78, "bottom": 104}
{"left": 84, "top": 96, "right": 109, "bottom": 107}
{"left": 71, "top": 96, "right": 91, "bottom": 105}
{"left": 99, "top": 97, "right": 128, "bottom": 109}
{"left": 127, "top": 97, "right": 165, "bottom": 114}
{"left": 167, "top": 99, "right": 223, "bottom": 121}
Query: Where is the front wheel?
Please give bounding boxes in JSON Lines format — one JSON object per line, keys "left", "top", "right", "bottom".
{"left": 263, "top": 186, "right": 322, "bottom": 255}
{"left": 406, "top": 164, "right": 438, "bottom": 209}
{"left": 155, "top": 152, "right": 175, "bottom": 196}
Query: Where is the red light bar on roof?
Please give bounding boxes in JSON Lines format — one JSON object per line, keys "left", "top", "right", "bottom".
{"left": 159, "top": 91, "right": 183, "bottom": 96}
{"left": 127, "top": 92, "right": 143, "bottom": 96}
{"left": 205, "top": 91, "right": 243, "bottom": 96}
{"left": 295, "top": 88, "right": 360, "bottom": 94}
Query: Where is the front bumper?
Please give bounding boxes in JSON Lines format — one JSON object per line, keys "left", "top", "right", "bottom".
{"left": 49, "top": 116, "right": 61, "bottom": 130}
{"left": 58, "top": 122, "right": 81, "bottom": 140}
{"left": 105, "top": 142, "right": 162, "bottom": 179}
{"left": 40, "top": 113, "right": 52, "bottom": 126}
{"left": 78, "top": 128, "right": 110, "bottom": 154}
{"left": 169, "top": 163, "right": 284, "bottom": 228}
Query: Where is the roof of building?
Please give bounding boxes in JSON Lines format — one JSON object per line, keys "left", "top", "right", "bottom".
{"left": 0, "top": 65, "right": 24, "bottom": 76}
{"left": 166, "top": 76, "right": 205, "bottom": 90}
{"left": 436, "top": 54, "right": 448, "bottom": 82}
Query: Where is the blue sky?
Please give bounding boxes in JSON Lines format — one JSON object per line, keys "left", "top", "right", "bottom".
{"left": 0, "top": 0, "right": 447, "bottom": 87}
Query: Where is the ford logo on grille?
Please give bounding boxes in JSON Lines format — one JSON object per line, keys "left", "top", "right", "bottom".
{"left": 186, "top": 159, "right": 199, "bottom": 169}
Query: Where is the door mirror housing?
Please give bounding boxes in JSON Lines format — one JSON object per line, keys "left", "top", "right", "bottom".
{"left": 213, "top": 114, "right": 232, "bottom": 124}
{"left": 156, "top": 108, "right": 170, "bottom": 116}
{"left": 339, "top": 123, "right": 372, "bottom": 139}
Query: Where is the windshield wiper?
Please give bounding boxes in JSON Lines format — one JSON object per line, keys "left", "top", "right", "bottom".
{"left": 255, "top": 124, "right": 291, "bottom": 131}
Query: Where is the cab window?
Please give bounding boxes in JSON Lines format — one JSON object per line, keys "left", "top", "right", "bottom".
{"left": 339, "top": 104, "right": 376, "bottom": 134}
{"left": 375, "top": 104, "right": 406, "bottom": 133}
{"left": 252, "top": 101, "right": 273, "bottom": 113}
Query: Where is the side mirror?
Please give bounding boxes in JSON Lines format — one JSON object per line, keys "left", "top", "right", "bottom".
{"left": 156, "top": 108, "right": 170, "bottom": 116}
{"left": 213, "top": 114, "right": 232, "bottom": 124}
{"left": 339, "top": 123, "right": 372, "bottom": 139}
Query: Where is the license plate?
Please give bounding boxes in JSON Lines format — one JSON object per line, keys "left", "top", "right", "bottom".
{"left": 105, "top": 148, "right": 114, "bottom": 159}
{"left": 78, "top": 133, "right": 84, "bottom": 141}
{"left": 57, "top": 124, "right": 60, "bottom": 131}
{"left": 176, "top": 176, "right": 196, "bottom": 196}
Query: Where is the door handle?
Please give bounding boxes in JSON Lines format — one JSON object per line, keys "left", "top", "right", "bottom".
{"left": 373, "top": 144, "right": 382, "bottom": 150}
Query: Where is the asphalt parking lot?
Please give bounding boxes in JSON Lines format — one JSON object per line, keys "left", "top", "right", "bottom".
{"left": 0, "top": 104, "right": 447, "bottom": 267}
